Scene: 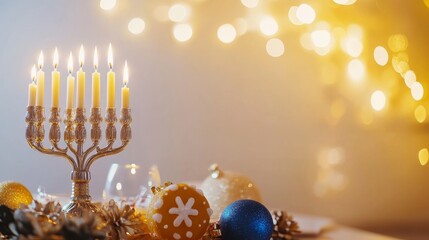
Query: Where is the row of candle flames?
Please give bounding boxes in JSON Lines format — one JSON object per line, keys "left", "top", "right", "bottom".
{"left": 28, "top": 44, "right": 130, "bottom": 111}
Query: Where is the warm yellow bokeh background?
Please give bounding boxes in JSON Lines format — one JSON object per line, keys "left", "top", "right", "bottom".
{"left": 0, "top": 0, "right": 429, "bottom": 238}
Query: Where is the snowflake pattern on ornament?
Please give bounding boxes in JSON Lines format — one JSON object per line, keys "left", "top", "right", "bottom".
{"left": 148, "top": 183, "right": 212, "bottom": 240}
{"left": 169, "top": 196, "right": 199, "bottom": 227}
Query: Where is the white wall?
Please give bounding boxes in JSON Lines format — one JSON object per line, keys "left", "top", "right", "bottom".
{"left": 1, "top": 0, "right": 429, "bottom": 228}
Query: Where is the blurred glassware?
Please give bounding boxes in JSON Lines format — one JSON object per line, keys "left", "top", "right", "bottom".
{"left": 103, "top": 163, "right": 161, "bottom": 207}
{"left": 35, "top": 186, "right": 69, "bottom": 206}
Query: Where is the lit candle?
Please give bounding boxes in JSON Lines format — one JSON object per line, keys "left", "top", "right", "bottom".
{"left": 107, "top": 43, "right": 115, "bottom": 108}
{"left": 77, "top": 45, "right": 85, "bottom": 109}
{"left": 52, "top": 48, "right": 60, "bottom": 108}
{"left": 121, "top": 61, "right": 130, "bottom": 109}
{"left": 92, "top": 47, "right": 101, "bottom": 108}
{"left": 66, "top": 53, "right": 75, "bottom": 109}
{"left": 36, "top": 51, "right": 45, "bottom": 106}
{"left": 28, "top": 65, "right": 37, "bottom": 106}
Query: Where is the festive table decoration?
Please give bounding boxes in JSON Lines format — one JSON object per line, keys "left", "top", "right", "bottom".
{"left": 147, "top": 182, "right": 212, "bottom": 240}
{"left": 0, "top": 200, "right": 148, "bottom": 240}
{"left": 98, "top": 200, "right": 147, "bottom": 239}
{"left": 201, "top": 164, "right": 262, "bottom": 220}
{"left": 0, "top": 181, "right": 33, "bottom": 210}
{"left": 219, "top": 199, "right": 273, "bottom": 240}
{"left": 25, "top": 45, "right": 132, "bottom": 216}
{"left": 271, "top": 210, "right": 300, "bottom": 240}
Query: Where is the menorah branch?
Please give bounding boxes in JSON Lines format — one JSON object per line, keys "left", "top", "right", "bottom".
{"left": 25, "top": 106, "right": 77, "bottom": 169}
{"left": 84, "top": 108, "right": 132, "bottom": 171}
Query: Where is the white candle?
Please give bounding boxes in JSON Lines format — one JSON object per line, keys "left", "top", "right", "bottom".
{"left": 121, "top": 61, "right": 130, "bottom": 109}
{"left": 77, "top": 45, "right": 85, "bottom": 108}
{"left": 92, "top": 47, "right": 101, "bottom": 108}
{"left": 28, "top": 65, "right": 37, "bottom": 106}
{"left": 36, "top": 51, "right": 45, "bottom": 106}
{"left": 52, "top": 48, "right": 60, "bottom": 108}
{"left": 107, "top": 44, "right": 115, "bottom": 108}
{"left": 66, "top": 53, "right": 75, "bottom": 109}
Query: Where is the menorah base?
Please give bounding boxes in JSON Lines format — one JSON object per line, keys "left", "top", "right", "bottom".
{"left": 62, "top": 171, "right": 98, "bottom": 216}
{"left": 62, "top": 200, "right": 98, "bottom": 216}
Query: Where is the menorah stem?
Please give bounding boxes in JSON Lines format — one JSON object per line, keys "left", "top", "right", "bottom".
{"left": 62, "top": 170, "right": 97, "bottom": 215}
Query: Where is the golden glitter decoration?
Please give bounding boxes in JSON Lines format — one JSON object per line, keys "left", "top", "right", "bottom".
{"left": 201, "top": 164, "right": 262, "bottom": 220}
{"left": 0, "top": 181, "right": 33, "bottom": 209}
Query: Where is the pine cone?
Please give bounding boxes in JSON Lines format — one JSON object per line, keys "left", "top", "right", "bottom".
{"left": 0, "top": 205, "right": 15, "bottom": 237}
{"left": 271, "top": 210, "right": 300, "bottom": 240}
{"left": 60, "top": 210, "right": 106, "bottom": 240}
{"left": 12, "top": 209, "right": 61, "bottom": 238}
{"left": 98, "top": 200, "right": 147, "bottom": 240}
{"left": 20, "top": 201, "right": 62, "bottom": 225}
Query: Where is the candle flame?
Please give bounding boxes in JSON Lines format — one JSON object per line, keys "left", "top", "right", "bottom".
{"left": 108, "top": 43, "right": 113, "bottom": 69}
{"left": 68, "top": 52, "right": 73, "bottom": 74}
{"left": 31, "top": 65, "right": 36, "bottom": 82}
{"left": 79, "top": 45, "right": 85, "bottom": 68}
{"left": 123, "top": 61, "right": 129, "bottom": 86}
{"left": 53, "top": 48, "right": 59, "bottom": 69}
{"left": 38, "top": 51, "right": 44, "bottom": 69}
{"left": 94, "top": 46, "right": 99, "bottom": 70}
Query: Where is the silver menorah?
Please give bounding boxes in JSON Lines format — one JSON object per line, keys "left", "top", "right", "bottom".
{"left": 25, "top": 106, "right": 131, "bottom": 215}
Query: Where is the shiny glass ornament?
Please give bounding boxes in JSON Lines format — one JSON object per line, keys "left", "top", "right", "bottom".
{"left": 220, "top": 199, "right": 273, "bottom": 240}
{"left": 0, "top": 181, "right": 33, "bottom": 209}
{"left": 201, "top": 164, "right": 262, "bottom": 220}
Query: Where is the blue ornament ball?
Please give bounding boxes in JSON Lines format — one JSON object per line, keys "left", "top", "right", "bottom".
{"left": 220, "top": 199, "right": 274, "bottom": 240}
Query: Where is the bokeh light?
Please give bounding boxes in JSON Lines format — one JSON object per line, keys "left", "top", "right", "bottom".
{"left": 100, "top": 0, "right": 116, "bottom": 10}
{"left": 343, "top": 37, "right": 363, "bottom": 57}
{"left": 404, "top": 70, "right": 417, "bottom": 88}
{"left": 388, "top": 34, "right": 408, "bottom": 52}
{"left": 173, "top": 24, "right": 193, "bottom": 42}
{"left": 373, "top": 46, "right": 389, "bottom": 66}
{"left": 371, "top": 90, "right": 386, "bottom": 111}
{"left": 314, "top": 147, "right": 346, "bottom": 197}
{"left": 311, "top": 30, "right": 331, "bottom": 48}
{"left": 419, "top": 148, "right": 429, "bottom": 166}
{"left": 259, "top": 16, "right": 278, "bottom": 36}
{"left": 411, "top": 82, "right": 424, "bottom": 101}
{"left": 414, "top": 105, "right": 426, "bottom": 123}
{"left": 266, "top": 38, "right": 285, "bottom": 57}
{"left": 347, "top": 59, "right": 365, "bottom": 82}
{"left": 234, "top": 18, "right": 248, "bottom": 36}
{"left": 168, "top": 3, "right": 191, "bottom": 23}
{"left": 392, "top": 53, "right": 410, "bottom": 74}
{"left": 128, "top": 18, "right": 145, "bottom": 35}
{"left": 241, "top": 0, "right": 259, "bottom": 8}
{"left": 296, "top": 4, "right": 316, "bottom": 24}
{"left": 333, "top": 0, "right": 358, "bottom": 5}
{"left": 288, "top": 6, "right": 303, "bottom": 25}
{"left": 217, "top": 24, "right": 237, "bottom": 44}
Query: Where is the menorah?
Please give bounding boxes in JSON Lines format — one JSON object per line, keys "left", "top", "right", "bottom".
{"left": 25, "top": 105, "right": 132, "bottom": 215}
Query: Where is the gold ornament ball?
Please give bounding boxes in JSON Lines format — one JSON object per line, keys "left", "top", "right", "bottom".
{"left": 0, "top": 181, "right": 33, "bottom": 209}
{"left": 201, "top": 164, "right": 262, "bottom": 220}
